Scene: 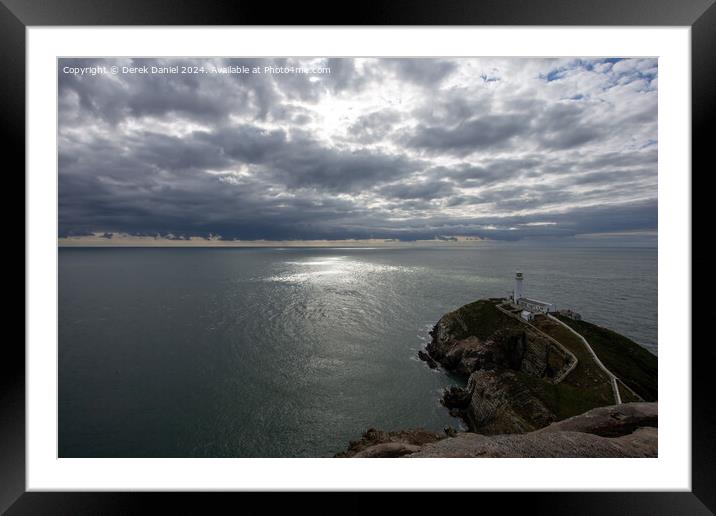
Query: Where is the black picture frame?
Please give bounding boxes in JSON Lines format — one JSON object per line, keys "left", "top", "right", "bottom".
{"left": 3, "top": 0, "right": 709, "bottom": 513}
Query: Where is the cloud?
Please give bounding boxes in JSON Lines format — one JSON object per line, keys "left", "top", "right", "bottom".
{"left": 347, "top": 109, "right": 401, "bottom": 143}
{"left": 384, "top": 58, "right": 458, "bottom": 87}
{"left": 378, "top": 179, "right": 456, "bottom": 200}
{"left": 58, "top": 57, "right": 658, "bottom": 242}
{"left": 403, "top": 114, "right": 530, "bottom": 156}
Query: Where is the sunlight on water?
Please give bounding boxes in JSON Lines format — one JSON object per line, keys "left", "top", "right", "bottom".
{"left": 265, "top": 256, "right": 416, "bottom": 284}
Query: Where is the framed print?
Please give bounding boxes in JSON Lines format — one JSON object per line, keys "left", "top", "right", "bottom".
{"left": 3, "top": 0, "right": 710, "bottom": 513}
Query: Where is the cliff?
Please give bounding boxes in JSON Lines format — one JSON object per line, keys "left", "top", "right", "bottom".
{"left": 338, "top": 298, "right": 658, "bottom": 458}
{"left": 422, "top": 299, "right": 656, "bottom": 434}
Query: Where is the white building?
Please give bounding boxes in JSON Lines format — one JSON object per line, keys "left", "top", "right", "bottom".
{"left": 518, "top": 297, "right": 556, "bottom": 313}
{"left": 511, "top": 271, "right": 556, "bottom": 313}
{"left": 513, "top": 271, "right": 524, "bottom": 303}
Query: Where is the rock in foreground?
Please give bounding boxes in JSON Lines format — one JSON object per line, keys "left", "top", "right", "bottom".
{"left": 409, "top": 426, "right": 656, "bottom": 458}
{"left": 338, "top": 402, "right": 657, "bottom": 458}
{"left": 335, "top": 428, "right": 446, "bottom": 458}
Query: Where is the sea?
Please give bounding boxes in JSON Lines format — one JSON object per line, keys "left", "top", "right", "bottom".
{"left": 58, "top": 244, "right": 657, "bottom": 457}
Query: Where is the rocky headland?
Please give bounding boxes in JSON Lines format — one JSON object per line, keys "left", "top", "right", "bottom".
{"left": 337, "top": 298, "right": 658, "bottom": 458}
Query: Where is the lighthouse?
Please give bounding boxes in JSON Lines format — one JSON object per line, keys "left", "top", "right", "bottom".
{"left": 513, "top": 271, "right": 524, "bottom": 303}
{"left": 510, "top": 271, "right": 556, "bottom": 313}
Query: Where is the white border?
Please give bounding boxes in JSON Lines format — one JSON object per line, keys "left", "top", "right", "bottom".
{"left": 27, "top": 27, "right": 691, "bottom": 491}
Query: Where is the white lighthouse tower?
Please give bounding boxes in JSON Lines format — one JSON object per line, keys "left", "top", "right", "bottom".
{"left": 513, "top": 271, "right": 524, "bottom": 303}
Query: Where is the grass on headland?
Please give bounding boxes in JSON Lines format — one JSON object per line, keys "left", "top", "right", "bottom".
{"left": 441, "top": 299, "right": 522, "bottom": 341}
{"left": 439, "top": 300, "right": 654, "bottom": 424}
{"left": 451, "top": 301, "right": 617, "bottom": 419}
{"left": 554, "top": 315, "right": 657, "bottom": 402}
{"left": 516, "top": 372, "right": 614, "bottom": 420}
{"left": 530, "top": 314, "right": 617, "bottom": 411}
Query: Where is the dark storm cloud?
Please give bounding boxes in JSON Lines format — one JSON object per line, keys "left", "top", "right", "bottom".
{"left": 565, "top": 167, "right": 656, "bottom": 187}
{"left": 533, "top": 102, "right": 605, "bottom": 150}
{"left": 271, "top": 145, "right": 419, "bottom": 192}
{"left": 385, "top": 58, "right": 458, "bottom": 87}
{"left": 58, "top": 57, "right": 658, "bottom": 241}
{"left": 403, "top": 114, "right": 530, "bottom": 156}
{"left": 428, "top": 157, "right": 543, "bottom": 187}
{"left": 193, "top": 124, "right": 422, "bottom": 192}
{"left": 376, "top": 198, "right": 658, "bottom": 242}
{"left": 378, "top": 179, "right": 456, "bottom": 200}
{"left": 59, "top": 57, "right": 326, "bottom": 125}
{"left": 60, "top": 58, "right": 236, "bottom": 123}
{"left": 402, "top": 97, "right": 614, "bottom": 157}
{"left": 58, "top": 148, "right": 374, "bottom": 240}
{"left": 195, "top": 124, "right": 287, "bottom": 164}
{"left": 411, "top": 87, "right": 491, "bottom": 126}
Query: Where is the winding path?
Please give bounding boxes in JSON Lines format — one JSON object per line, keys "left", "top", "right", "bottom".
{"left": 495, "top": 304, "right": 578, "bottom": 384}
{"left": 547, "top": 314, "right": 622, "bottom": 404}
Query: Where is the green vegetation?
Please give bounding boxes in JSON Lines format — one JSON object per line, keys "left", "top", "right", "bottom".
{"left": 554, "top": 315, "right": 657, "bottom": 401}
{"left": 529, "top": 314, "right": 617, "bottom": 412}
{"left": 439, "top": 300, "right": 654, "bottom": 427}
{"left": 449, "top": 302, "right": 618, "bottom": 416}
{"left": 516, "top": 372, "right": 613, "bottom": 420}
{"left": 545, "top": 346, "right": 567, "bottom": 378}
{"left": 452, "top": 302, "right": 617, "bottom": 419}
{"left": 442, "top": 300, "right": 521, "bottom": 341}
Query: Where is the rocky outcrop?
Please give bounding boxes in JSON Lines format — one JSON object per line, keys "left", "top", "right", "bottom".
{"left": 427, "top": 301, "right": 565, "bottom": 377}
{"left": 537, "top": 402, "right": 657, "bottom": 437}
{"left": 338, "top": 403, "right": 658, "bottom": 458}
{"left": 427, "top": 331, "right": 527, "bottom": 377}
{"left": 463, "top": 370, "right": 557, "bottom": 434}
{"left": 421, "top": 300, "right": 572, "bottom": 433}
{"left": 335, "top": 428, "right": 446, "bottom": 458}
{"left": 339, "top": 298, "right": 659, "bottom": 458}
{"left": 439, "top": 370, "right": 558, "bottom": 434}
{"left": 416, "top": 350, "right": 438, "bottom": 369}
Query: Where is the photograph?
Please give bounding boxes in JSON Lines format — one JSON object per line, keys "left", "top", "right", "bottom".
{"left": 56, "top": 56, "right": 659, "bottom": 459}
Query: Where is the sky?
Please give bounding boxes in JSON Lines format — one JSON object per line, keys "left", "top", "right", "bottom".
{"left": 58, "top": 57, "right": 657, "bottom": 242}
